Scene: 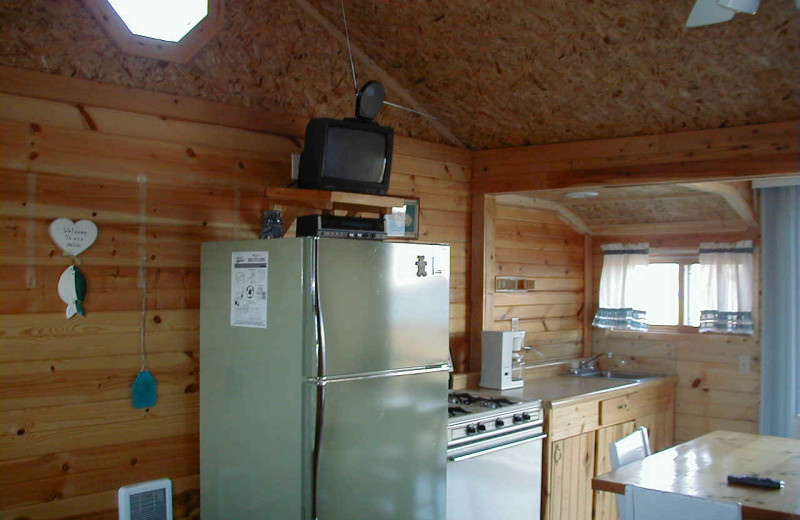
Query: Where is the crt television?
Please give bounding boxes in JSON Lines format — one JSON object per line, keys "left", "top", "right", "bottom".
{"left": 298, "top": 117, "right": 393, "bottom": 195}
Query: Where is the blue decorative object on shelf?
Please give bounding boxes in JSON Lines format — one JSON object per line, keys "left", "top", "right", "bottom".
{"left": 261, "top": 210, "right": 283, "bottom": 239}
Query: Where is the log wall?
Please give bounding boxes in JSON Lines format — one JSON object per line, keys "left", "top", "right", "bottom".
{"left": 488, "top": 201, "right": 586, "bottom": 364}
{"left": 0, "top": 79, "right": 471, "bottom": 519}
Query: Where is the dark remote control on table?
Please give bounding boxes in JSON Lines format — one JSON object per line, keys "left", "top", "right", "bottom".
{"left": 727, "top": 475, "right": 784, "bottom": 489}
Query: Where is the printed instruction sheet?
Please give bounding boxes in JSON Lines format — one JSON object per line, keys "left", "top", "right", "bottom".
{"left": 230, "top": 251, "right": 268, "bottom": 328}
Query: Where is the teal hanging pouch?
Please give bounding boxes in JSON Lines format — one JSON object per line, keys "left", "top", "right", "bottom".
{"left": 132, "top": 369, "right": 157, "bottom": 409}
{"left": 132, "top": 258, "right": 157, "bottom": 409}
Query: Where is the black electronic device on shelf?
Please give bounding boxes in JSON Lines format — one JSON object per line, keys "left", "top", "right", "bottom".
{"left": 297, "top": 81, "right": 393, "bottom": 196}
{"left": 296, "top": 214, "right": 387, "bottom": 240}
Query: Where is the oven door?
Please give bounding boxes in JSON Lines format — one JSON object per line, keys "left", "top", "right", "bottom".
{"left": 446, "top": 427, "right": 545, "bottom": 520}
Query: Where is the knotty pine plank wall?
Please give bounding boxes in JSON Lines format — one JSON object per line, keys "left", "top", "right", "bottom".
{"left": 489, "top": 202, "right": 585, "bottom": 363}
{"left": 0, "top": 88, "right": 471, "bottom": 519}
{"left": 590, "top": 235, "right": 761, "bottom": 443}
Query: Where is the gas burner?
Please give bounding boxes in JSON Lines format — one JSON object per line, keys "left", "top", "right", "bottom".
{"left": 448, "top": 392, "right": 485, "bottom": 405}
{"left": 446, "top": 390, "right": 544, "bottom": 448}
{"left": 448, "top": 406, "right": 469, "bottom": 418}
{"left": 481, "top": 397, "right": 516, "bottom": 409}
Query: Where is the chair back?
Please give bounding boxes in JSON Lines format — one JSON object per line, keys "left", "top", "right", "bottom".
{"left": 624, "top": 485, "right": 741, "bottom": 520}
{"left": 609, "top": 426, "right": 652, "bottom": 520}
{"left": 610, "top": 426, "right": 651, "bottom": 469}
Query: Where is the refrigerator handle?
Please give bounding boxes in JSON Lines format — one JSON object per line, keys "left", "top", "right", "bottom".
{"left": 313, "top": 239, "right": 326, "bottom": 378}
{"left": 311, "top": 239, "right": 326, "bottom": 520}
{"left": 311, "top": 382, "right": 325, "bottom": 520}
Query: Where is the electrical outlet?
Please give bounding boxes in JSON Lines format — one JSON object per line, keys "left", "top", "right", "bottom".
{"left": 511, "top": 317, "right": 519, "bottom": 331}
{"left": 738, "top": 354, "right": 751, "bottom": 373}
{"left": 291, "top": 153, "right": 300, "bottom": 180}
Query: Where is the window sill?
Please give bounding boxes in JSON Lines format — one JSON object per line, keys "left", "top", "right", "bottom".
{"left": 595, "top": 325, "right": 756, "bottom": 337}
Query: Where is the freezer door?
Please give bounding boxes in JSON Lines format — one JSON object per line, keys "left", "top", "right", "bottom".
{"left": 313, "top": 369, "right": 448, "bottom": 520}
{"left": 315, "top": 239, "right": 450, "bottom": 376}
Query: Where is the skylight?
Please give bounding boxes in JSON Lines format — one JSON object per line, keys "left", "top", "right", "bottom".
{"left": 107, "top": 0, "right": 208, "bottom": 42}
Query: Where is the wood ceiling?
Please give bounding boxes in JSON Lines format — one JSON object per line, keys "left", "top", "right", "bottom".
{"left": 496, "top": 181, "right": 760, "bottom": 236}
{"left": 0, "top": 0, "right": 796, "bottom": 151}
{"left": 303, "top": 0, "right": 798, "bottom": 149}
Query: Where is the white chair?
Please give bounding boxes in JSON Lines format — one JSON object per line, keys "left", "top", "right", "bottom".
{"left": 609, "top": 426, "right": 652, "bottom": 520}
{"left": 610, "top": 426, "right": 652, "bottom": 469}
{"left": 623, "top": 485, "right": 742, "bottom": 520}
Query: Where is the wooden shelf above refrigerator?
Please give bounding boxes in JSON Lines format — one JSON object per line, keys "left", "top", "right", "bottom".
{"left": 265, "top": 188, "right": 407, "bottom": 235}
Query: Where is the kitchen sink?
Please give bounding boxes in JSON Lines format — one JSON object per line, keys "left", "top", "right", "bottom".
{"left": 563, "top": 369, "right": 663, "bottom": 382}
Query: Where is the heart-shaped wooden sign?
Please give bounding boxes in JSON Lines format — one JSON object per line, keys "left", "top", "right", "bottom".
{"left": 49, "top": 218, "right": 98, "bottom": 257}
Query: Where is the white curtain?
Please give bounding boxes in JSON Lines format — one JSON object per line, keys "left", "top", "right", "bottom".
{"left": 759, "top": 185, "right": 799, "bottom": 439}
{"left": 592, "top": 243, "right": 649, "bottom": 332}
{"left": 697, "top": 240, "right": 754, "bottom": 334}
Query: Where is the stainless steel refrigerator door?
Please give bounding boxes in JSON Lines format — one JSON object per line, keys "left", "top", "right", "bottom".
{"left": 313, "top": 369, "right": 448, "bottom": 520}
{"left": 315, "top": 239, "right": 450, "bottom": 377}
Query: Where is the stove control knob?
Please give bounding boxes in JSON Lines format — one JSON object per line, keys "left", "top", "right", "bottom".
{"left": 476, "top": 422, "right": 486, "bottom": 432}
{"left": 466, "top": 424, "right": 478, "bottom": 435}
{"left": 495, "top": 418, "right": 505, "bottom": 428}
{"left": 522, "top": 412, "right": 531, "bottom": 421}
{"left": 513, "top": 414, "right": 523, "bottom": 424}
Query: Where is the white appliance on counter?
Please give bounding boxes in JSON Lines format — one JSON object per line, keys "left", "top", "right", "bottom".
{"left": 446, "top": 391, "right": 545, "bottom": 520}
{"left": 200, "top": 238, "right": 451, "bottom": 520}
{"left": 480, "top": 330, "right": 526, "bottom": 389}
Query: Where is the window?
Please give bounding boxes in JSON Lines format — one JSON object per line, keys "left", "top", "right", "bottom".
{"left": 640, "top": 251, "right": 752, "bottom": 333}
{"left": 83, "top": 0, "right": 224, "bottom": 63}
{"left": 107, "top": 0, "right": 209, "bottom": 42}
{"left": 640, "top": 263, "right": 680, "bottom": 326}
{"left": 639, "top": 259, "right": 701, "bottom": 329}
{"left": 593, "top": 242, "right": 754, "bottom": 334}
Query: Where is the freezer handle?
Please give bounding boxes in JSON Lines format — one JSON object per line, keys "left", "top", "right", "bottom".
{"left": 448, "top": 432, "right": 547, "bottom": 463}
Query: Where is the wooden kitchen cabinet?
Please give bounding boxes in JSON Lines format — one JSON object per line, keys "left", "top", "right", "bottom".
{"left": 545, "top": 431, "right": 596, "bottom": 520}
{"left": 593, "top": 422, "right": 635, "bottom": 520}
{"left": 542, "top": 380, "right": 676, "bottom": 520}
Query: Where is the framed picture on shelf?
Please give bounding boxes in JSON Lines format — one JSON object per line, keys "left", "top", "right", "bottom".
{"left": 384, "top": 198, "right": 419, "bottom": 239}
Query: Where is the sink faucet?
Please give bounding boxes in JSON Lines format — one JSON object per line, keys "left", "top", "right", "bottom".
{"left": 577, "top": 352, "right": 612, "bottom": 371}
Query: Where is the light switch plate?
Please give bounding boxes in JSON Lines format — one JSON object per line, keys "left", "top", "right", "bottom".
{"left": 511, "top": 317, "right": 519, "bottom": 331}
{"left": 738, "top": 354, "right": 751, "bottom": 373}
{"left": 291, "top": 153, "right": 300, "bottom": 180}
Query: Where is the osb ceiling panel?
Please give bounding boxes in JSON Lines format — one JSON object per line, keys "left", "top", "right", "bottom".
{"left": 0, "top": 0, "right": 442, "bottom": 143}
{"left": 0, "top": 0, "right": 797, "bottom": 150}
{"left": 306, "top": 0, "right": 798, "bottom": 149}
{"left": 525, "top": 184, "right": 742, "bottom": 227}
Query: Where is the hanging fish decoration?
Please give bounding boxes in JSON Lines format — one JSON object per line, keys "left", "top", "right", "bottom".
{"left": 57, "top": 265, "right": 87, "bottom": 318}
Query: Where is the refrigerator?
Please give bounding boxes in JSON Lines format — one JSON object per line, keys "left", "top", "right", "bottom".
{"left": 200, "top": 237, "right": 451, "bottom": 520}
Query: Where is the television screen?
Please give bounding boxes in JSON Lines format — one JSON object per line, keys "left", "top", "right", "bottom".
{"left": 324, "top": 127, "right": 387, "bottom": 183}
{"left": 298, "top": 117, "right": 393, "bottom": 195}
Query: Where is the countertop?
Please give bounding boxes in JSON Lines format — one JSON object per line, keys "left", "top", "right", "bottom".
{"left": 593, "top": 430, "right": 800, "bottom": 520}
{"left": 464, "top": 374, "right": 678, "bottom": 408}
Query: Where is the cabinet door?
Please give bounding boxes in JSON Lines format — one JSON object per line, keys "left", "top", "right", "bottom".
{"left": 544, "top": 431, "right": 596, "bottom": 520}
{"left": 635, "top": 410, "right": 674, "bottom": 453}
{"left": 593, "top": 421, "right": 635, "bottom": 520}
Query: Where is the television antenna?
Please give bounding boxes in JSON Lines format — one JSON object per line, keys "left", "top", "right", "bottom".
{"left": 339, "top": 0, "right": 442, "bottom": 122}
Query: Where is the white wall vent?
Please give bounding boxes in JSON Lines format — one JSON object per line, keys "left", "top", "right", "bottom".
{"left": 118, "top": 478, "right": 173, "bottom": 520}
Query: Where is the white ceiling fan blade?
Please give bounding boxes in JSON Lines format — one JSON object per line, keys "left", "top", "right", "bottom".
{"left": 717, "top": 0, "right": 760, "bottom": 14}
{"left": 686, "top": 0, "right": 737, "bottom": 27}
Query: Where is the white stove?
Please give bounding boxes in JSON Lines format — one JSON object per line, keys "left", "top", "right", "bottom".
{"left": 447, "top": 391, "right": 543, "bottom": 446}
{"left": 446, "top": 390, "right": 545, "bottom": 520}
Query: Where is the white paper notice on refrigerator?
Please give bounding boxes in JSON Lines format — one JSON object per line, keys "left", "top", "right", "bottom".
{"left": 230, "top": 251, "right": 268, "bottom": 328}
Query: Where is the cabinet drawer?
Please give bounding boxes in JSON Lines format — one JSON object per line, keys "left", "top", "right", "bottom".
{"left": 599, "top": 395, "right": 634, "bottom": 425}
{"left": 549, "top": 400, "right": 600, "bottom": 441}
{"left": 599, "top": 386, "right": 673, "bottom": 426}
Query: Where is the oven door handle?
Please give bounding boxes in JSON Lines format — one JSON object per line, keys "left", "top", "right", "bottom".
{"left": 448, "top": 432, "right": 547, "bottom": 463}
